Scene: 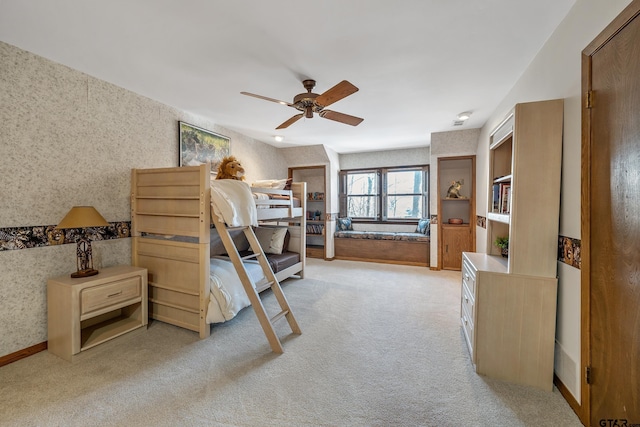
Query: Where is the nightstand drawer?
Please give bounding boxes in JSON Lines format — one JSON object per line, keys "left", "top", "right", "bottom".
{"left": 81, "top": 276, "right": 141, "bottom": 315}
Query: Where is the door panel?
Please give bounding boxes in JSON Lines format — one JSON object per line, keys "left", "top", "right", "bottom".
{"left": 589, "top": 9, "right": 640, "bottom": 426}
{"left": 442, "top": 225, "right": 472, "bottom": 270}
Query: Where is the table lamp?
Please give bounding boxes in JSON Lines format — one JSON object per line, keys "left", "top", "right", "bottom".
{"left": 56, "top": 206, "right": 109, "bottom": 278}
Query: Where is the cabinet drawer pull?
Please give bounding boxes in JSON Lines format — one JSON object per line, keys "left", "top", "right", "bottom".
{"left": 464, "top": 296, "right": 469, "bottom": 303}
{"left": 108, "top": 291, "right": 123, "bottom": 298}
{"left": 464, "top": 274, "right": 469, "bottom": 281}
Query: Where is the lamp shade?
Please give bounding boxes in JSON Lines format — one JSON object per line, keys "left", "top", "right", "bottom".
{"left": 56, "top": 206, "right": 109, "bottom": 229}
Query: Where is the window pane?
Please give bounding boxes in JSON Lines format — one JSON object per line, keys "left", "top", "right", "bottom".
{"left": 347, "top": 172, "right": 378, "bottom": 195}
{"left": 387, "top": 195, "right": 422, "bottom": 219}
{"left": 347, "top": 196, "right": 378, "bottom": 218}
{"left": 387, "top": 170, "right": 422, "bottom": 194}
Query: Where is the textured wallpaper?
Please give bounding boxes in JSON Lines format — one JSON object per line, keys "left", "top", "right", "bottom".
{"left": 429, "top": 128, "right": 481, "bottom": 267}
{"left": 0, "top": 41, "right": 287, "bottom": 357}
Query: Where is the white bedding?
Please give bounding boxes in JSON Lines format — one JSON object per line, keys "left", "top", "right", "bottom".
{"left": 206, "top": 257, "right": 265, "bottom": 324}
{"left": 210, "top": 179, "right": 258, "bottom": 227}
{"left": 253, "top": 191, "right": 270, "bottom": 209}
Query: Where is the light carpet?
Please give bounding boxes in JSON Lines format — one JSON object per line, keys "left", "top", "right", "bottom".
{"left": 0, "top": 259, "right": 582, "bottom": 426}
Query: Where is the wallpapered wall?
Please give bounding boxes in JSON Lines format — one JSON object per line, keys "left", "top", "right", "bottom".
{"left": 429, "top": 129, "right": 480, "bottom": 268}
{"left": 0, "top": 41, "right": 288, "bottom": 357}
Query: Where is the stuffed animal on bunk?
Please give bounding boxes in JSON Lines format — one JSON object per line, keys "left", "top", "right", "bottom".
{"left": 215, "top": 156, "right": 246, "bottom": 181}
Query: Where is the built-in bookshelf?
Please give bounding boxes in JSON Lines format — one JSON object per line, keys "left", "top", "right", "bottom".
{"left": 460, "top": 99, "right": 564, "bottom": 390}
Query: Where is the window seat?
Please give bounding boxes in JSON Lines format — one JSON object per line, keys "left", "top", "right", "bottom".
{"left": 334, "top": 230, "right": 429, "bottom": 242}
{"left": 334, "top": 230, "right": 430, "bottom": 267}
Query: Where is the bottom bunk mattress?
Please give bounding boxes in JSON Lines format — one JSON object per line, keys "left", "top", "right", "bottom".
{"left": 207, "top": 257, "right": 266, "bottom": 324}
{"left": 237, "top": 250, "right": 300, "bottom": 273}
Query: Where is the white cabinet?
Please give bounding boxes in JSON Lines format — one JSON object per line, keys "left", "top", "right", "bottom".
{"left": 462, "top": 99, "right": 563, "bottom": 390}
{"left": 461, "top": 253, "right": 557, "bottom": 391}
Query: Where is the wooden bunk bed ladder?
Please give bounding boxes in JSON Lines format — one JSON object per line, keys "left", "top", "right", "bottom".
{"left": 213, "top": 217, "right": 301, "bottom": 353}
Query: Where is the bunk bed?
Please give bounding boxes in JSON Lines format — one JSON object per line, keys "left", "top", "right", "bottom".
{"left": 130, "top": 163, "right": 306, "bottom": 341}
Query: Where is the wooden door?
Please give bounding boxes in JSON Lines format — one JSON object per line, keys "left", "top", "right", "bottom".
{"left": 583, "top": 2, "right": 640, "bottom": 425}
{"left": 441, "top": 225, "right": 471, "bottom": 270}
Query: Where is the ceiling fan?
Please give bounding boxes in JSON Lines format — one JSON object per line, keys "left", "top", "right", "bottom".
{"left": 241, "top": 79, "right": 364, "bottom": 130}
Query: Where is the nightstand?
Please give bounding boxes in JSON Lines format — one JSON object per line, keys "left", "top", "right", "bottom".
{"left": 47, "top": 265, "right": 148, "bottom": 361}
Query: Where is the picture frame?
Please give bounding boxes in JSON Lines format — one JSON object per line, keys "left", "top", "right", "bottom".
{"left": 179, "top": 121, "right": 230, "bottom": 168}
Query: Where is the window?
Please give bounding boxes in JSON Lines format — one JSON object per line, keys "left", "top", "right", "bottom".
{"left": 339, "top": 165, "right": 429, "bottom": 222}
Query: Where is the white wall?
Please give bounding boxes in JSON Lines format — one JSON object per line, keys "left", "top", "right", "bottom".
{"left": 475, "top": 0, "right": 634, "bottom": 402}
{"left": 0, "top": 41, "right": 289, "bottom": 357}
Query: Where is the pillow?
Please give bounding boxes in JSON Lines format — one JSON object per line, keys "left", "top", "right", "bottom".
{"left": 210, "top": 228, "right": 250, "bottom": 256}
{"left": 336, "top": 217, "right": 353, "bottom": 231}
{"left": 252, "top": 226, "right": 288, "bottom": 254}
{"left": 415, "top": 218, "right": 430, "bottom": 236}
{"left": 282, "top": 230, "right": 291, "bottom": 253}
{"left": 251, "top": 178, "right": 291, "bottom": 190}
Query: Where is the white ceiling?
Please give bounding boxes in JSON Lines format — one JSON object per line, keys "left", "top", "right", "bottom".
{"left": 0, "top": 0, "right": 576, "bottom": 153}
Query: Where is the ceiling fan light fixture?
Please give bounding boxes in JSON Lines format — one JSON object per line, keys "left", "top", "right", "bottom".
{"left": 305, "top": 106, "right": 313, "bottom": 119}
{"left": 457, "top": 111, "right": 472, "bottom": 121}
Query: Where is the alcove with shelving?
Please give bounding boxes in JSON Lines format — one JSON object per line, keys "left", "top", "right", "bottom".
{"left": 289, "top": 166, "right": 326, "bottom": 259}
{"left": 437, "top": 156, "right": 475, "bottom": 270}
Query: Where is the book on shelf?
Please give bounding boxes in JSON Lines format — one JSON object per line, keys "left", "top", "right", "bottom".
{"left": 491, "top": 182, "right": 511, "bottom": 214}
{"left": 492, "top": 184, "right": 501, "bottom": 212}
{"left": 306, "top": 224, "right": 325, "bottom": 235}
{"left": 500, "top": 184, "right": 511, "bottom": 214}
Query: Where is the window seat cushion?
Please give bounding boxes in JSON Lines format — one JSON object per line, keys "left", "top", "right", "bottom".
{"left": 334, "top": 230, "right": 430, "bottom": 242}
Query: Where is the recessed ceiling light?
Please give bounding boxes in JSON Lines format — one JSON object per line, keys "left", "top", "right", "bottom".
{"left": 274, "top": 135, "right": 284, "bottom": 142}
{"left": 457, "top": 111, "right": 472, "bottom": 121}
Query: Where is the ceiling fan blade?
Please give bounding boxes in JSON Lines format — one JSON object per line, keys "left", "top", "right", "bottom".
{"left": 240, "top": 91, "right": 293, "bottom": 107}
{"left": 276, "top": 113, "right": 304, "bottom": 129}
{"left": 315, "top": 80, "right": 359, "bottom": 107}
{"left": 319, "top": 110, "right": 364, "bottom": 126}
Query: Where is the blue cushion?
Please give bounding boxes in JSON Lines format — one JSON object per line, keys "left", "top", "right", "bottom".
{"left": 336, "top": 217, "right": 353, "bottom": 231}
{"left": 415, "top": 218, "right": 430, "bottom": 236}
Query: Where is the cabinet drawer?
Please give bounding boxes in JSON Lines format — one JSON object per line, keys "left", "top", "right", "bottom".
{"left": 462, "top": 259, "right": 476, "bottom": 298}
{"left": 461, "top": 282, "right": 475, "bottom": 324}
{"left": 81, "top": 276, "right": 141, "bottom": 315}
{"left": 461, "top": 305, "right": 474, "bottom": 360}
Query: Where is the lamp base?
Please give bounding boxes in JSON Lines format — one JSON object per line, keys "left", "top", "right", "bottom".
{"left": 71, "top": 269, "right": 99, "bottom": 278}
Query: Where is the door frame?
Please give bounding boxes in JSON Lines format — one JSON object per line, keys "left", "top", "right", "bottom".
{"left": 581, "top": 1, "right": 640, "bottom": 424}
{"left": 289, "top": 165, "right": 328, "bottom": 259}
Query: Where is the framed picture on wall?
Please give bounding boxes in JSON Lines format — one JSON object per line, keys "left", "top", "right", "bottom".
{"left": 179, "top": 121, "right": 230, "bottom": 168}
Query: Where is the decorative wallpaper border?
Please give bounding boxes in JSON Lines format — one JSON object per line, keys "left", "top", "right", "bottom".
{"left": 558, "top": 235, "right": 581, "bottom": 270}
{"left": 430, "top": 214, "right": 438, "bottom": 225}
{"left": 476, "top": 215, "right": 486, "bottom": 229}
{"left": 326, "top": 212, "right": 339, "bottom": 221}
{"left": 0, "top": 222, "right": 131, "bottom": 251}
